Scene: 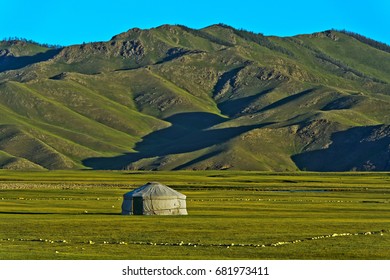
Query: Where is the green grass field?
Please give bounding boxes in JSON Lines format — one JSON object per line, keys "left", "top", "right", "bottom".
{"left": 0, "top": 170, "right": 389, "bottom": 259}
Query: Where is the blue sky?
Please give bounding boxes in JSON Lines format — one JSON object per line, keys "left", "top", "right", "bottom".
{"left": 1, "top": 0, "right": 389, "bottom": 46}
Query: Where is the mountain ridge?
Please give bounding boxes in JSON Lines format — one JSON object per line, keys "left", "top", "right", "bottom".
{"left": 1, "top": 25, "right": 389, "bottom": 171}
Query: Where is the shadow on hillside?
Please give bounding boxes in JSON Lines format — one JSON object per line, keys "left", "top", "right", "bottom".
{"left": 83, "top": 112, "right": 271, "bottom": 170}
{"left": 172, "top": 150, "right": 222, "bottom": 170}
{"left": 0, "top": 48, "right": 62, "bottom": 72}
{"left": 257, "top": 88, "right": 316, "bottom": 113}
{"left": 212, "top": 66, "right": 245, "bottom": 98}
{"left": 218, "top": 88, "right": 274, "bottom": 117}
{"left": 292, "top": 125, "right": 390, "bottom": 171}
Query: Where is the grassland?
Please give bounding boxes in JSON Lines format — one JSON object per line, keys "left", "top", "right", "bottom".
{"left": 0, "top": 170, "right": 389, "bottom": 259}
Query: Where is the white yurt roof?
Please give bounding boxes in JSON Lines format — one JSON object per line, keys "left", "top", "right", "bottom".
{"left": 124, "top": 182, "right": 186, "bottom": 200}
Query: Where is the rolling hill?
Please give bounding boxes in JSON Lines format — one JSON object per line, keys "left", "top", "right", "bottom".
{"left": 1, "top": 25, "right": 389, "bottom": 171}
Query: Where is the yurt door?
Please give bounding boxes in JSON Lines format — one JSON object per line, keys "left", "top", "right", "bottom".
{"left": 133, "top": 197, "right": 143, "bottom": 215}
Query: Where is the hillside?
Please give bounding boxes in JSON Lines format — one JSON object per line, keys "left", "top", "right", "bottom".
{"left": 0, "top": 25, "right": 389, "bottom": 171}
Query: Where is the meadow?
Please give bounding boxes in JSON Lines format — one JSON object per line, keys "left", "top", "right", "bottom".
{"left": 0, "top": 170, "right": 389, "bottom": 259}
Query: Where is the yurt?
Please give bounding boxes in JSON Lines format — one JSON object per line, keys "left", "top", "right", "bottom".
{"left": 121, "top": 182, "right": 187, "bottom": 215}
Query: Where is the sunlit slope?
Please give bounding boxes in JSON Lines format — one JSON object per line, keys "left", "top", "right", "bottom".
{"left": 0, "top": 25, "right": 389, "bottom": 170}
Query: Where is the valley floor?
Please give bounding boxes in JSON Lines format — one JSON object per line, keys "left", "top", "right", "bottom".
{"left": 0, "top": 171, "right": 389, "bottom": 259}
